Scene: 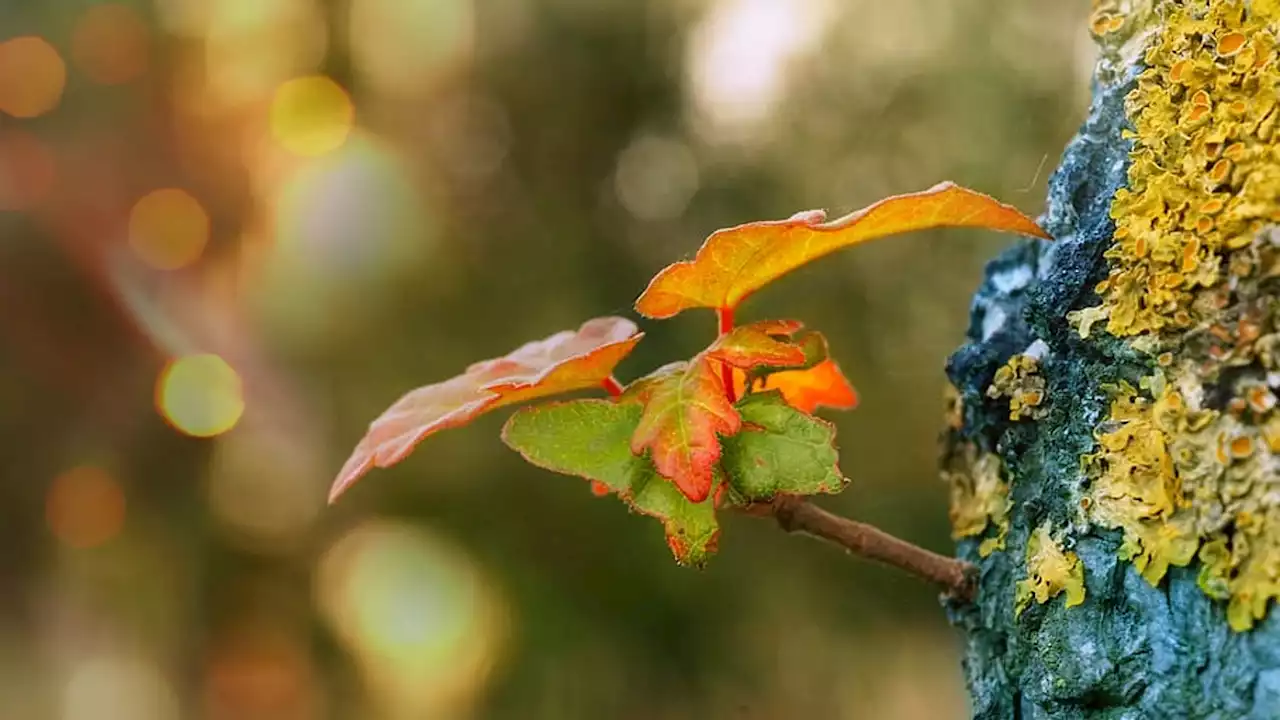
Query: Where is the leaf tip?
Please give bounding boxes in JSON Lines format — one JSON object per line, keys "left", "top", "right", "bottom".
{"left": 327, "top": 467, "right": 360, "bottom": 505}
{"left": 633, "top": 281, "right": 683, "bottom": 320}
{"left": 682, "top": 477, "right": 714, "bottom": 505}
{"left": 326, "top": 485, "right": 345, "bottom": 505}
{"left": 931, "top": 180, "right": 1051, "bottom": 241}
{"left": 657, "top": 454, "right": 718, "bottom": 504}
{"left": 667, "top": 526, "right": 720, "bottom": 567}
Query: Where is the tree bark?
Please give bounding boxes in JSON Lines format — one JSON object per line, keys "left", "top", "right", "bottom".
{"left": 944, "top": 1, "right": 1280, "bottom": 717}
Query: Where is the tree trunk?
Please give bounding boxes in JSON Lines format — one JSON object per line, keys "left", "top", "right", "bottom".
{"left": 943, "top": 1, "right": 1280, "bottom": 717}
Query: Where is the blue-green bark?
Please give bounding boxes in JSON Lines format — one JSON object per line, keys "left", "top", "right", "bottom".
{"left": 944, "top": 2, "right": 1280, "bottom": 717}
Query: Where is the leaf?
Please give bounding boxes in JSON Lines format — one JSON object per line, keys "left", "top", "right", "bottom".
{"left": 501, "top": 399, "right": 720, "bottom": 565}
{"left": 748, "top": 359, "right": 859, "bottom": 413}
{"left": 623, "top": 324, "right": 846, "bottom": 505}
{"left": 634, "top": 182, "right": 1051, "bottom": 319}
{"left": 739, "top": 327, "right": 828, "bottom": 379}
{"left": 720, "top": 391, "right": 846, "bottom": 503}
{"left": 331, "top": 316, "right": 643, "bottom": 502}
{"left": 733, "top": 331, "right": 859, "bottom": 413}
{"left": 627, "top": 358, "right": 741, "bottom": 504}
{"left": 706, "top": 319, "right": 807, "bottom": 369}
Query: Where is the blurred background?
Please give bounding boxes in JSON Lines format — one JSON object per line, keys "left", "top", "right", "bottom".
{"left": 0, "top": 0, "right": 1092, "bottom": 717}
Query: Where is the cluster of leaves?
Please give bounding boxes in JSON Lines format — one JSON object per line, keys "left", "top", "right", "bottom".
{"left": 331, "top": 182, "right": 1048, "bottom": 565}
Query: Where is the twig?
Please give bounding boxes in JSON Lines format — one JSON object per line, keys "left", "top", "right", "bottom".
{"left": 742, "top": 496, "right": 976, "bottom": 601}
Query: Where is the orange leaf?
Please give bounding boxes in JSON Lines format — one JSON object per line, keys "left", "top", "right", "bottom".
{"left": 742, "top": 358, "right": 858, "bottom": 413}
{"left": 634, "top": 182, "right": 1050, "bottom": 319}
{"left": 330, "top": 317, "right": 643, "bottom": 502}
{"left": 628, "top": 358, "right": 741, "bottom": 503}
{"left": 705, "top": 319, "right": 806, "bottom": 369}
{"left": 722, "top": 325, "right": 857, "bottom": 413}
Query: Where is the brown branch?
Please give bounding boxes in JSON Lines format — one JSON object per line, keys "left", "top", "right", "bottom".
{"left": 743, "top": 496, "right": 976, "bottom": 601}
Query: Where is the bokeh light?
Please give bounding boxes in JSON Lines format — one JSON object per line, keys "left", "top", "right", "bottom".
{"left": 206, "top": 431, "right": 324, "bottom": 549}
{"left": 155, "top": 354, "right": 246, "bottom": 437}
{"left": 202, "top": 625, "right": 321, "bottom": 720}
{"left": 424, "top": 93, "right": 512, "bottom": 183}
{"left": 252, "top": 131, "right": 431, "bottom": 344}
{"left": 0, "top": 36, "right": 67, "bottom": 118}
{"left": 128, "top": 188, "right": 210, "bottom": 270}
{"left": 199, "top": 0, "right": 328, "bottom": 106}
{"left": 46, "top": 465, "right": 126, "bottom": 549}
{"left": 687, "top": 0, "right": 832, "bottom": 141}
{"left": 71, "top": 4, "right": 150, "bottom": 86}
{"left": 614, "top": 134, "right": 700, "bottom": 221}
{"left": 269, "top": 76, "right": 354, "bottom": 157}
{"left": 315, "top": 521, "right": 505, "bottom": 718}
{"left": 0, "top": 129, "right": 56, "bottom": 211}
{"left": 63, "top": 655, "right": 180, "bottom": 720}
{"left": 349, "top": 0, "right": 474, "bottom": 96}
{"left": 269, "top": 133, "right": 423, "bottom": 274}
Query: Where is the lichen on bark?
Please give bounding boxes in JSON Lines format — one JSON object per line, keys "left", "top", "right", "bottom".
{"left": 943, "top": 0, "right": 1280, "bottom": 716}
{"left": 1014, "top": 523, "right": 1087, "bottom": 617}
{"left": 943, "top": 432, "right": 1011, "bottom": 558}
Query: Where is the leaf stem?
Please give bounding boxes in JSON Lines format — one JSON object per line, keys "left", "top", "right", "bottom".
{"left": 717, "top": 307, "right": 736, "bottom": 401}
{"left": 743, "top": 496, "right": 976, "bottom": 601}
{"left": 717, "top": 307, "right": 735, "bottom": 336}
{"left": 601, "top": 376, "right": 625, "bottom": 397}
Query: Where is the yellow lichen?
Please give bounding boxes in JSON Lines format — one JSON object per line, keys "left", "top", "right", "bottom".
{"left": 1087, "top": 366, "right": 1280, "bottom": 629}
{"left": 1015, "top": 523, "right": 1087, "bottom": 616}
{"left": 1090, "top": 0, "right": 1161, "bottom": 80}
{"left": 1075, "top": 0, "right": 1280, "bottom": 631}
{"left": 1078, "top": 0, "right": 1280, "bottom": 339}
{"left": 1086, "top": 378, "right": 1200, "bottom": 583}
{"left": 986, "top": 354, "right": 1048, "bottom": 421}
{"left": 942, "top": 442, "right": 1010, "bottom": 558}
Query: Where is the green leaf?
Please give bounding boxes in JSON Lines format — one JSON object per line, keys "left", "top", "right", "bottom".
{"left": 501, "top": 399, "right": 720, "bottom": 566}
{"left": 720, "top": 390, "right": 846, "bottom": 503}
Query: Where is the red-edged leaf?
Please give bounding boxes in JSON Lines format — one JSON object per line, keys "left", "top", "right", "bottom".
{"left": 331, "top": 316, "right": 643, "bottom": 502}
{"left": 634, "top": 182, "right": 1050, "bottom": 319}
{"left": 627, "top": 358, "right": 741, "bottom": 503}
{"left": 706, "top": 319, "right": 806, "bottom": 369}
{"left": 722, "top": 327, "right": 858, "bottom": 413}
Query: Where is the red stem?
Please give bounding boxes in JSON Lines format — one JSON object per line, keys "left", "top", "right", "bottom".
{"left": 601, "top": 375, "right": 625, "bottom": 397}
{"left": 717, "top": 307, "right": 736, "bottom": 401}
{"left": 717, "top": 307, "right": 735, "bottom": 336}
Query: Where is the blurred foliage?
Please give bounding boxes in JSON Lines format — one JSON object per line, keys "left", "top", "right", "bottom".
{"left": 0, "top": 0, "right": 1090, "bottom": 717}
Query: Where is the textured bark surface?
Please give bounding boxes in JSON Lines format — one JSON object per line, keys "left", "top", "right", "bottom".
{"left": 944, "top": 2, "right": 1280, "bottom": 717}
